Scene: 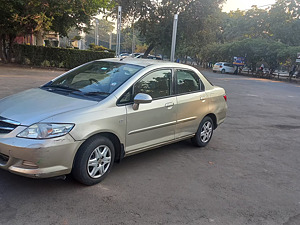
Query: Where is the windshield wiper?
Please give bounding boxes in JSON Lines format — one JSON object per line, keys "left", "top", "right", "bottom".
{"left": 43, "top": 84, "right": 81, "bottom": 92}
{"left": 84, "top": 91, "right": 110, "bottom": 96}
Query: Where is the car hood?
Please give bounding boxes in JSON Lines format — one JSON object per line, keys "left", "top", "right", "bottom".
{"left": 0, "top": 88, "right": 98, "bottom": 126}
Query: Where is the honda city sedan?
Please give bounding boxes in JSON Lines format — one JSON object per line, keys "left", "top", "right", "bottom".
{"left": 0, "top": 58, "right": 227, "bottom": 185}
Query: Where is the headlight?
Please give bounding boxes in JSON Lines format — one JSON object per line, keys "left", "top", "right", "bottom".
{"left": 17, "top": 123, "right": 74, "bottom": 139}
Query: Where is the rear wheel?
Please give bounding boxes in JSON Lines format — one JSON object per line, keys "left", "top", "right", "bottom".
{"left": 221, "top": 69, "right": 225, "bottom": 74}
{"left": 191, "top": 116, "right": 214, "bottom": 147}
{"left": 72, "top": 136, "right": 115, "bottom": 185}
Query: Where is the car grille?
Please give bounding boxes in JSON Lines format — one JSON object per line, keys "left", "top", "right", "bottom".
{"left": 0, "top": 116, "right": 20, "bottom": 134}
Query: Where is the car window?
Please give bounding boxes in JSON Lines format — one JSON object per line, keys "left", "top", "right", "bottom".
{"left": 48, "top": 61, "right": 143, "bottom": 96}
{"left": 134, "top": 69, "right": 172, "bottom": 99}
{"left": 224, "top": 63, "right": 233, "bottom": 67}
{"left": 118, "top": 87, "right": 133, "bottom": 104}
{"left": 176, "top": 70, "right": 201, "bottom": 94}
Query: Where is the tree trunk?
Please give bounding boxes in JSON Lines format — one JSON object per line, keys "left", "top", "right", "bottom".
{"left": 36, "top": 31, "right": 44, "bottom": 46}
{"left": 0, "top": 34, "right": 7, "bottom": 63}
{"left": 6, "top": 35, "right": 15, "bottom": 62}
{"left": 143, "top": 43, "right": 154, "bottom": 58}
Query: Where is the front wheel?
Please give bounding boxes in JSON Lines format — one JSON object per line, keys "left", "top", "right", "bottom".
{"left": 72, "top": 136, "right": 115, "bottom": 185}
{"left": 191, "top": 116, "right": 214, "bottom": 147}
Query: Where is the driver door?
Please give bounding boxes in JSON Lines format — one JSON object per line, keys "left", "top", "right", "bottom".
{"left": 125, "top": 69, "right": 177, "bottom": 154}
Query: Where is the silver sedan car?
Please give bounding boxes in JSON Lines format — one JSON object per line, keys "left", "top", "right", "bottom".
{"left": 0, "top": 58, "right": 227, "bottom": 185}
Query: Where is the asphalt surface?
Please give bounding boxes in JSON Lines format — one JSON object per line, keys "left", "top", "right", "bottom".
{"left": 0, "top": 64, "right": 300, "bottom": 225}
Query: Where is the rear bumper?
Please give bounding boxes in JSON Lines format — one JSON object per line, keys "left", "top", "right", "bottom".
{"left": 0, "top": 128, "right": 83, "bottom": 178}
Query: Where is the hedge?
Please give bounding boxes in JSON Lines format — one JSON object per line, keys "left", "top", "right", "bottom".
{"left": 13, "top": 44, "right": 115, "bottom": 69}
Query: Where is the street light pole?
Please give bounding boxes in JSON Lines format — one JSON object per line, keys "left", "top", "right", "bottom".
{"left": 95, "top": 18, "right": 99, "bottom": 46}
{"left": 170, "top": 14, "right": 178, "bottom": 62}
{"left": 109, "top": 32, "right": 112, "bottom": 49}
{"left": 116, "top": 6, "right": 122, "bottom": 57}
{"left": 132, "top": 22, "right": 135, "bottom": 54}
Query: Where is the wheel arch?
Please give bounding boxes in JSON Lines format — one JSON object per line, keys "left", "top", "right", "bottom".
{"left": 205, "top": 113, "right": 218, "bottom": 129}
{"left": 74, "top": 132, "right": 124, "bottom": 165}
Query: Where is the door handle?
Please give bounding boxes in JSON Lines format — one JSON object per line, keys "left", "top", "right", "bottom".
{"left": 165, "top": 102, "right": 174, "bottom": 108}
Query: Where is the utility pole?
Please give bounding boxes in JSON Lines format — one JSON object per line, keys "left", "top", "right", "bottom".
{"left": 116, "top": 6, "right": 122, "bottom": 57}
{"left": 170, "top": 14, "right": 178, "bottom": 62}
{"left": 132, "top": 22, "right": 135, "bottom": 54}
{"left": 109, "top": 32, "right": 112, "bottom": 49}
{"left": 95, "top": 18, "right": 99, "bottom": 45}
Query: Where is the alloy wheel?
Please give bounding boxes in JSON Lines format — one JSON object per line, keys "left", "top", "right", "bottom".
{"left": 87, "top": 145, "right": 112, "bottom": 179}
{"left": 200, "top": 121, "right": 213, "bottom": 143}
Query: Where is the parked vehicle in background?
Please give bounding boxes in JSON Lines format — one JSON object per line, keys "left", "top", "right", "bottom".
{"left": 134, "top": 53, "right": 144, "bottom": 58}
{"left": 120, "top": 53, "right": 130, "bottom": 57}
{"left": 135, "top": 54, "right": 162, "bottom": 60}
{"left": 130, "top": 53, "right": 142, "bottom": 58}
{"left": 0, "top": 58, "right": 227, "bottom": 185}
{"left": 213, "top": 62, "right": 235, "bottom": 74}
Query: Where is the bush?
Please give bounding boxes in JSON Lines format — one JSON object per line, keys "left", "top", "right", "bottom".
{"left": 13, "top": 44, "right": 115, "bottom": 69}
{"left": 89, "top": 43, "right": 114, "bottom": 52}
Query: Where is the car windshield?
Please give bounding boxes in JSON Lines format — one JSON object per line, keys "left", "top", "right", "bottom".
{"left": 42, "top": 61, "right": 144, "bottom": 100}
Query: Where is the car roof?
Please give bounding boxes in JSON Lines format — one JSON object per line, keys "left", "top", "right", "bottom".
{"left": 98, "top": 57, "right": 188, "bottom": 68}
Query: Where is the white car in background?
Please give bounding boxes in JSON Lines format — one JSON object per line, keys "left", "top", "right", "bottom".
{"left": 213, "top": 62, "right": 235, "bottom": 74}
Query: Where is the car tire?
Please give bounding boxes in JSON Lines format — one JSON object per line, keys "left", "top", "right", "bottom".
{"left": 221, "top": 69, "right": 225, "bottom": 74}
{"left": 191, "top": 116, "right": 214, "bottom": 147}
{"left": 213, "top": 70, "right": 217, "bottom": 73}
{"left": 72, "top": 136, "right": 115, "bottom": 185}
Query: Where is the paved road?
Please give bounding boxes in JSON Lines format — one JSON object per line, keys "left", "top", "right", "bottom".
{"left": 0, "top": 65, "right": 300, "bottom": 225}
{"left": 0, "top": 65, "right": 63, "bottom": 98}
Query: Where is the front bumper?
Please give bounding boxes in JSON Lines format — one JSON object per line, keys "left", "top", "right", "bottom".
{"left": 0, "top": 126, "right": 83, "bottom": 178}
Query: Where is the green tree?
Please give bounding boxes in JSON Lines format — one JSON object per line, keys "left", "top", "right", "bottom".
{"left": 113, "top": 0, "right": 224, "bottom": 58}
{"left": 199, "top": 38, "right": 295, "bottom": 70}
{"left": 268, "top": 0, "right": 300, "bottom": 46}
{"left": 221, "top": 0, "right": 300, "bottom": 46}
{"left": 221, "top": 6, "right": 270, "bottom": 42}
{"left": 176, "top": 1, "right": 223, "bottom": 62}
{"left": 0, "top": 0, "right": 113, "bottom": 62}
{"left": 85, "top": 19, "right": 114, "bottom": 48}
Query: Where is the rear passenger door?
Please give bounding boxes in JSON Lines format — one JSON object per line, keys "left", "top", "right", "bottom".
{"left": 175, "top": 69, "right": 209, "bottom": 139}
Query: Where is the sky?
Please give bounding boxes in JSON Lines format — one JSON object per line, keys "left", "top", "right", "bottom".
{"left": 222, "top": 0, "right": 276, "bottom": 12}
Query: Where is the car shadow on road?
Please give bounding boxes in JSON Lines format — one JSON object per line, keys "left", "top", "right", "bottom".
{"left": 0, "top": 139, "right": 201, "bottom": 188}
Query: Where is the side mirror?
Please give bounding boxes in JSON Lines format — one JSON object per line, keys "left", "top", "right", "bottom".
{"left": 132, "top": 93, "right": 152, "bottom": 110}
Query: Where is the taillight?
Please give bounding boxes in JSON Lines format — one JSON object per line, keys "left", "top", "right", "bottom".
{"left": 223, "top": 95, "right": 227, "bottom": 101}
{"left": 220, "top": 66, "right": 223, "bottom": 68}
